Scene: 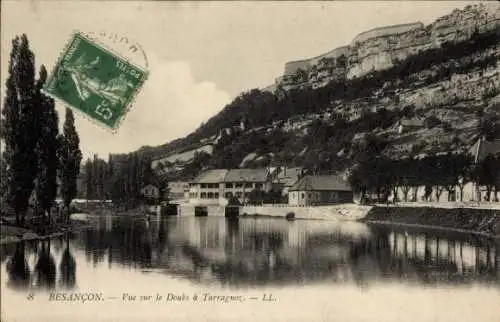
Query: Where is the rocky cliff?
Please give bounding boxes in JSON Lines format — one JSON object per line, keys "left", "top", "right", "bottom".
{"left": 274, "top": 3, "right": 500, "bottom": 91}
{"left": 137, "top": 3, "right": 500, "bottom": 182}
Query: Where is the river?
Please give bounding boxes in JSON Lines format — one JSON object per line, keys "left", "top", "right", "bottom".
{"left": 1, "top": 215, "right": 499, "bottom": 322}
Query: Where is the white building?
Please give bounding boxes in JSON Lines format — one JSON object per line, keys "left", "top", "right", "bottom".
{"left": 188, "top": 168, "right": 272, "bottom": 205}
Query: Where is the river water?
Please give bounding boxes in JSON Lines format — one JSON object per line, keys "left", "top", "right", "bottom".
{"left": 1, "top": 215, "right": 499, "bottom": 322}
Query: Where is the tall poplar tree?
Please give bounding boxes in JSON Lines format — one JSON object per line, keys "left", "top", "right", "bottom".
{"left": 84, "top": 158, "right": 93, "bottom": 200}
{"left": 34, "top": 65, "right": 60, "bottom": 224}
{"left": 58, "top": 108, "right": 82, "bottom": 222}
{"left": 1, "top": 35, "right": 40, "bottom": 225}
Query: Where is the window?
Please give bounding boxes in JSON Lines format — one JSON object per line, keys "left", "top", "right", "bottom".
{"left": 200, "top": 192, "right": 207, "bottom": 198}
{"left": 207, "top": 192, "right": 214, "bottom": 199}
{"left": 308, "top": 193, "right": 312, "bottom": 199}
{"left": 301, "top": 193, "right": 305, "bottom": 199}
{"left": 225, "top": 192, "right": 233, "bottom": 198}
{"left": 214, "top": 193, "right": 219, "bottom": 198}
{"left": 209, "top": 183, "right": 219, "bottom": 189}
{"left": 235, "top": 183, "right": 243, "bottom": 188}
{"left": 245, "top": 183, "right": 253, "bottom": 188}
{"left": 225, "top": 183, "right": 233, "bottom": 188}
{"left": 255, "top": 183, "right": 263, "bottom": 189}
{"left": 201, "top": 183, "right": 207, "bottom": 189}
{"left": 236, "top": 192, "right": 242, "bottom": 198}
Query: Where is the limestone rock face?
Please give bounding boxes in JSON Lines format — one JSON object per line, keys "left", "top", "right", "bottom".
{"left": 273, "top": 3, "right": 500, "bottom": 91}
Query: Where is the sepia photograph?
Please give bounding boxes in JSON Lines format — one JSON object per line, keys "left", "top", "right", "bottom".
{"left": 1, "top": 1, "right": 499, "bottom": 321}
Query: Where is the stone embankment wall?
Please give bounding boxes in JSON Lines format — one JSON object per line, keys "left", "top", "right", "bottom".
{"left": 362, "top": 206, "right": 500, "bottom": 237}
{"left": 178, "top": 204, "right": 225, "bottom": 216}
{"left": 178, "top": 203, "right": 371, "bottom": 219}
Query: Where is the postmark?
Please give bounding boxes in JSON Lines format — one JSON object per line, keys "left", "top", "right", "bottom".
{"left": 43, "top": 31, "right": 148, "bottom": 131}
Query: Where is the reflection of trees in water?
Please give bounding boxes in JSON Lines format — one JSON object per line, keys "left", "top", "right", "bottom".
{"left": 76, "top": 216, "right": 499, "bottom": 287}
{"left": 348, "top": 226, "right": 500, "bottom": 286}
{"left": 34, "top": 240, "right": 56, "bottom": 289}
{"left": 59, "top": 235, "right": 76, "bottom": 289}
{"left": 80, "top": 217, "right": 156, "bottom": 269}
{"left": 6, "top": 241, "right": 31, "bottom": 290}
{"left": 84, "top": 225, "right": 108, "bottom": 267}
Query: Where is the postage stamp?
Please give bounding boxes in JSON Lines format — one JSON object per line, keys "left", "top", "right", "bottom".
{"left": 43, "top": 32, "right": 148, "bottom": 130}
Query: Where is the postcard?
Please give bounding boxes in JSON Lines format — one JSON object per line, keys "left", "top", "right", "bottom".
{"left": 1, "top": 1, "right": 500, "bottom": 322}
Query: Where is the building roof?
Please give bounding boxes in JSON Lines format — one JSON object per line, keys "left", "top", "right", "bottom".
{"left": 224, "top": 169, "right": 269, "bottom": 183}
{"left": 289, "top": 175, "right": 352, "bottom": 192}
{"left": 471, "top": 138, "right": 500, "bottom": 163}
{"left": 192, "top": 169, "right": 228, "bottom": 183}
{"left": 141, "top": 184, "right": 158, "bottom": 190}
{"left": 276, "top": 167, "right": 303, "bottom": 187}
{"left": 399, "top": 118, "right": 425, "bottom": 127}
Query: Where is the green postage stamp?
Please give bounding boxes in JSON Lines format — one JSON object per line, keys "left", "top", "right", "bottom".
{"left": 44, "top": 32, "right": 148, "bottom": 130}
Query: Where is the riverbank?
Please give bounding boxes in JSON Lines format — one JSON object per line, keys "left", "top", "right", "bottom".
{"left": 0, "top": 220, "right": 90, "bottom": 245}
{"left": 239, "top": 204, "right": 371, "bottom": 220}
{"left": 361, "top": 206, "right": 500, "bottom": 238}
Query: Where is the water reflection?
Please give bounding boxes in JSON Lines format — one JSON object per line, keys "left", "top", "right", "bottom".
{"left": 34, "top": 240, "right": 56, "bottom": 289}
{"left": 2, "top": 216, "right": 499, "bottom": 291}
{"left": 6, "top": 241, "right": 31, "bottom": 290}
{"left": 59, "top": 236, "right": 76, "bottom": 289}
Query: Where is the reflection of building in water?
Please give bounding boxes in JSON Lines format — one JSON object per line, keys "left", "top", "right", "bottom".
{"left": 387, "top": 230, "right": 498, "bottom": 277}
{"left": 65, "top": 216, "right": 499, "bottom": 287}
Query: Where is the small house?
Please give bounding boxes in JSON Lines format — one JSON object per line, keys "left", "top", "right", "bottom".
{"left": 288, "top": 174, "right": 353, "bottom": 206}
{"left": 272, "top": 167, "right": 304, "bottom": 196}
{"left": 168, "top": 181, "right": 189, "bottom": 200}
{"left": 140, "top": 184, "right": 160, "bottom": 200}
{"left": 397, "top": 118, "right": 425, "bottom": 134}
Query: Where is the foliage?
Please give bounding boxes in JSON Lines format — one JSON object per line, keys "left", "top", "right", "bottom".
{"left": 34, "top": 65, "right": 60, "bottom": 222}
{"left": 472, "top": 153, "right": 500, "bottom": 201}
{"left": 349, "top": 153, "right": 475, "bottom": 203}
{"left": 59, "top": 108, "right": 83, "bottom": 218}
{"left": 81, "top": 152, "right": 158, "bottom": 207}
{"left": 1, "top": 35, "right": 40, "bottom": 225}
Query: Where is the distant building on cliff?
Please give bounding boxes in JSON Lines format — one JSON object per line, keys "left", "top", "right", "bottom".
{"left": 396, "top": 118, "right": 425, "bottom": 134}
{"left": 267, "top": 3, "right": 500, "bottom": 92}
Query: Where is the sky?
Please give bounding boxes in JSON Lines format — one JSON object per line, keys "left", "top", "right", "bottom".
{"left": 1, "top": 0, "right": 474, "bottom": 159}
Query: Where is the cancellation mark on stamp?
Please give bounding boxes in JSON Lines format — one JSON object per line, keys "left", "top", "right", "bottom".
{"left": 43, "top": 32, "right": 148, "bottom": 131}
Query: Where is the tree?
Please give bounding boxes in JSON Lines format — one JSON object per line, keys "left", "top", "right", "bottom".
{"left": 0, "top": 154, "right": 7, "bottom": 206}
{"left": 83, "top": 158, "right": 93, "bottom": 200}
{"left": 473, "top": 154, "right": 500, "bottom": 201}
{"left": 105, "top": 154, "right": 114, "bottom": 200}
{"left": 247, "top": 188, "right": 265, "bottom": 205}
{"left": 58, "top": 108, "right": 82, "bottom": 222}
{"left": 34, "top": 66, "right": 60, "bottom": 224}
{"left": 1, "top": 35, "right": 40, "bottom": 225}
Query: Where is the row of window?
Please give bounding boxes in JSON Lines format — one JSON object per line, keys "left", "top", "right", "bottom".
{"left": 197, "top": 183, "right": 264, "bottom": 189}
{"left": 188, "top": 192, "right": 250, "bottom": 199}
{"left": 292, "top": 192, "right": 338, "bottom": 200}
{"left": 199, "top": 183, "right": 219, "bottom": 189}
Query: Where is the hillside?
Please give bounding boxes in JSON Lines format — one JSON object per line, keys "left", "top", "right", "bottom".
{"left": 136, "top": 3, "right": 500, "bottom": 181}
